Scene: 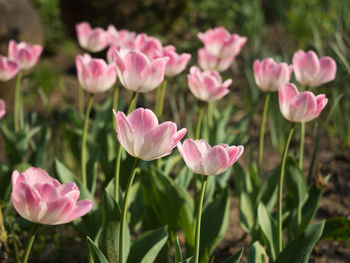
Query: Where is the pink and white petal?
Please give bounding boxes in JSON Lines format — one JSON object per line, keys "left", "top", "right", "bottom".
{"left": 57, "top": 182, "right": 80, "bottom": 201}
{"left": 141, "top": 58, "right": 168, "bottom": 92}
{"left": 226, "top": 145, "right": 244, "bottom": 166}
{"left": 61, "top": 200, "right": 93, "bottom": 224}
{"left": 203, "top": 145, "right": 230, "bottom": 175}
{"left": 42, "top": 196, "right": 75, "bottom": 225}
{"left": 114, "top": 110, "right": 135, "bottom": 156}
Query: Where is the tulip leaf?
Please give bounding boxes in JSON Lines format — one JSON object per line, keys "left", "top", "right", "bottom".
{"left": 200, "top": 187, "right": 231, "bottom": 262}
{"left": 87, "top": 236, "right": 109, "bottom": 263}
{"left": 98, "top": 189, "right": 130, "bottom": 263}
{"left": 127, "top": 227, "right": 168, "bottom": 263}
{"left": 174, "top": 237, "right": 183, "bottom": 263}
{"left": 321, "top": 217, "right": 350, "bottom": 241}
{"left": 222, "top": 248, "right": 244, "bottom": 263}
{"left": 141, "top": 170, "right": 195, "bottom": 247}
{"left": 257, "top": 167, "right": 279, "bottom": 212}
{"left": 247, "top": 241, "right": 269, "bottom": 263}
{"left": 275, "top": 220, "right": 325, "bottom": 263}
{"left": 181, "top": 257, "right": 193, "bottom": 263}
{"left": 257, "top": 202, "right": 278, "bottom": 261}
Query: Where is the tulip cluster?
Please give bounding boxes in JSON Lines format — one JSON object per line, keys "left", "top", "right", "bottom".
{"left": 0, "top": 18, "right": 340, "bottom": 263}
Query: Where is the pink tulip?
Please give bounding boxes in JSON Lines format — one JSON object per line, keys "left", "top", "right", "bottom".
{"left": 0, "top": 99, "right": 5, "bottom": 120}
{"left": 253, "top": 58, "right": 293, "bottom": 92}
{"left": 113, "top": 108, "right": 186, "bottom": 161}
{"left": 0, "top": 56, "right": 20, "bottom": 81}
{"left": 107, "top": 25, "right": 136, "bottom": 50}
{"left": 292, "top": 50, "right": 336, "bottom": 87}
{"left": 11, "top": 167, "right": 93, "bottom": 225}
{"left": 279, "top": 83, "right": 328, "bottom": 123}
{"left": 158, "top": 45, "right": 191, "bottom": 77}
{"left": 198, "top": 27, "right": 247, "bottom": 58}
{"left": 76, "top": 54, "right": 117, "bottom": 93}
{"left": 76, "top": 22, "right": 109, "bottom": 52}
{"left": 8, "top": 40, "right": 42, "bottom": 70}
{"left": 177, "top": 139, "right": 244, "bottom": 176}
{"left": 135, "top": 33, "right": 163, "bottom": 60}
{"left": 187, "top": 66, "right": 232, "bottom": 102}
{"left": 198, "top": 48, "right": 235, "bottom": 72}
{"left": 112, "top": 49, "right": 168, "bottom": 93}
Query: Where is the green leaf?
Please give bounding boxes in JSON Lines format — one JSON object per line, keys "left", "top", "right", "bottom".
{"left": 257, "top": 203, "right": 278, "bottom": 261}
{"left": 321, "top": 217, "right": 350, "bottom": 241}
{"left": 87, "top": 236, "right": 109, "bottom": 263}
{"left": 247, "top": 241, "right": 268, "bottom": 263}
{"left": 200, "top": 187, "right": 231, "bottom": 262}
{"left": 127, "top": 227, "right": 168, "bottom": 263}
{"left": 98, "top": 189, "right": 130, "bottom": 263}
{"left": 222, "top": 248, "right": 244, "bottom": 263}
{"left": 175, "top": 237, "right": 183, "bottom": 263}
{"left": 257, "top": 167, "right": 279, "bottom": 212}
{"left": 275, "top": 221, "right": 325, "bottom": 263}
{"left": 141, "top": 169, "right": 195, "bottom": 247}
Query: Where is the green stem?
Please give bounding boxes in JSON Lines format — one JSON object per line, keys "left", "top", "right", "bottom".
{"left": 258, "top": 92, "right": 271, "bottom": 173}
{"left": 113, "top": 86, "right": 119, "bottom": 111}
{"left": 277, "top": 124, "right": 295, "bottom": 253}
{"left": 127, "top": 92, "right": 139, "bottom": 115}
{"left": 193, "top": 175, "right": 208, "bottom": 263}
{"left": 299, "top": 122, "right": 305, "bottom": 170}
{"left": 14, "top": 72, "right": 23, "bottom": 132}
{"left": 155, "top": 80, "right": 167, "bottom": 119}
{"left": 114, "top": 92, "right": 139, "bottom": 201}
{"left": 207, "top": 102, "right": 214, "bottom": 129}
{"left": 119, "top": 158, "right": 140, "bottom": 263}
{"left": 22, "top": 224, "right": 38, "bottom": 263}
{"left": 79, "top": 86, "right": 84, "bottom": 117}
{"left": 195, "top": 105, "right": 205, "bottom": 139}
{"left": 81, "top": 94, "right": 94, "bottom": 187}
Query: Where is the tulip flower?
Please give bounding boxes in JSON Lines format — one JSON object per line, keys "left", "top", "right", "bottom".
{"left": 253, "top": 58, "right": 293, "bottom": 92}
{"left": 198, "top": 27, "right": 247, "bottom": 59}
{"left": 187, "top": 66, "right": 232, "bottom": 102}
{"left": 8, "top": 40, "right": 42, "bottom": 70}
{"left": 135, "top": 33, "right": 163, "bottom": 60}
{"left": 292, "top": 50, "right": 336, "bottom": 87}
{"left": 178, "top": 139, "right": 243, "bottom": 263}
{"left": 198, "top": 48, "right": 235, "bottom": 72}
{"left": 113, "top": 49, "right": 168, "bottom": 93}
{"left": 177, "top": 139, "right": 244, "bottom": 176}
{"left": 0, "top": 99, "right": 5, "bottom": 120}
{"left": 76, "top": 22, "right": 109, "bottom": 52}
{"left": 107, "top": 25, "right": 136, "bottom": 49}
{"left": 11, "top": 167, "right": 93, "bottom": 225}
{"left": 159, "top": 45, "right": 191, "bottom": 77}
{"left": 279, "top": 83, "right": 328, "bottom": 123}
{"left": 113, "top": 108, "right": 186, "bottom": 161}
{"left": 76, "top": 54, "right": 117, "bottom": 94}
{"left": 0, "top": 56, "right": 20, "bottom": 81}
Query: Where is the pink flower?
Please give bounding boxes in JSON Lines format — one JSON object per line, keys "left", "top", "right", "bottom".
{"left": 11, "top": 167, "right": 93, "bottom": 225}
{"left": 187, "top": 66, "right": 232, "bottom": 102}
{"left": 198, "top": 48, "right": 235, "bottom": 72}
{"left": 113, "top": 108, "right": 186, "bottom": 161}
{"left": 76, "top": 22, "right": 109, "bottom": 52}
{"left": 0, "top": 99, "right": 6, "bottom": 120}
{"left": 253, "top": 58, "right": 293, "bottom": 92}
{"left": 8, "top": 40, "right": 42, "bottom": 70}
{"left": 292, "top": 50, "right": 336, "bottom": 87}
{"left": 279, "top": 83, "right": 328, "bottom": 123}
{"left": 107, "top": 25, "right": 136, "bottom": 50}
{"left": 135, "top": 33, "right": 163, "bottom": 60}
{"left": 198, "top": 27, "right": 247, "bottom": 58}
{"left": 177, "top": 139, "right": 244, "bottom": 176}
{"left": 158, "top": 45, "right": 191, "bottom": 77}
{"left": 0, "top": 56, "right": 20, "bottom": 81}
{"left": 112, "top": 49, "right": 168, "bottom": 93}
{"left": 76, "top": 54, "right": 117, "bottom": 93}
